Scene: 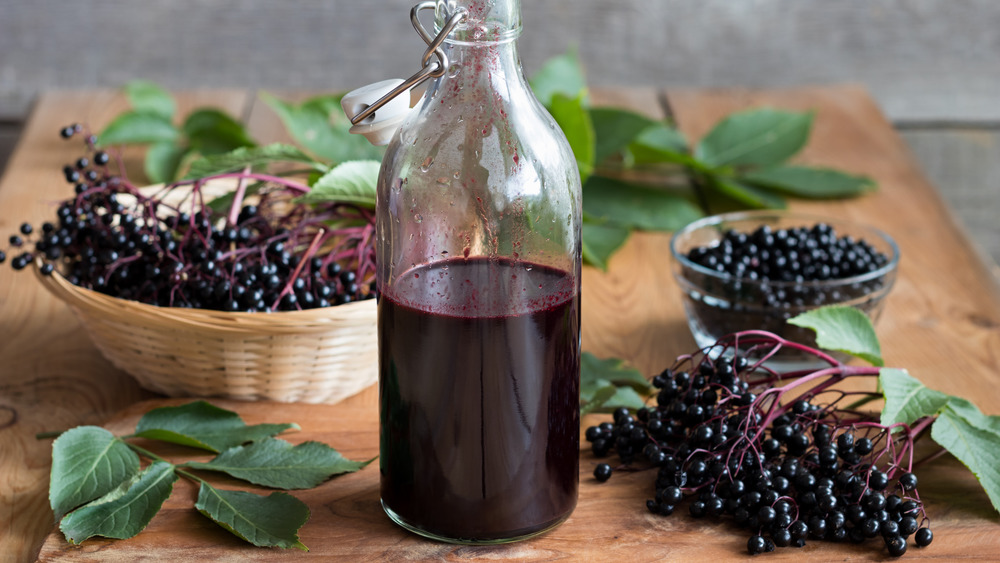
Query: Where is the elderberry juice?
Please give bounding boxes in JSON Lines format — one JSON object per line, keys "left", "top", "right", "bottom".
{"left": 378, "top": 257, "right": 580, "bottom": 543}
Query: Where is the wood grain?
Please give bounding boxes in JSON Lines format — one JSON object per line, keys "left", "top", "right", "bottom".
{"left": 5, "top": 85, "right": 1000, "bottom": 561}
{"left": 35, "top": 398, "right": 1000, "bottom": 561}
{"left": 0, "top": 91, "right": 253, "bottom": 562}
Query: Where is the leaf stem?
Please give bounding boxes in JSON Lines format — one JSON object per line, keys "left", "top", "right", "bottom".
{"left": 124, "top": 441, "right": 208, "bottom": 485}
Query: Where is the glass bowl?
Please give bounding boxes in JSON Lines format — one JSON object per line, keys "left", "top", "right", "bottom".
{"left": 669, "top": 210, "right": 900, "bottom": 369}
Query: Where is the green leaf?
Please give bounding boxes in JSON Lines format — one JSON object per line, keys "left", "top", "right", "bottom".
{"left": 707, "top": 175, "right": 787, "bottom": 209}
{"left": 605, "top": 386, "right": 650, "bottom": 412}
{"left": 944, "top": 397, "right": 1000, "bottom": 435}
{"left": 98, "top": 111, "right": 180, "bottom": 146}
{"left": 628, "top": 123, "right": 692, "bottom": 166}
{"left": 580, "top": 352, "right": 651, "bottom": 413}
{"left": 582, "top": 175, "right": 702, "bottom": 231}
{"left": 182, "top": 108, "right": 256, "bottom": 155}
{"left": 60, "top": 461, "right": 177, "bottom": 543}
{"left": 530, "top": 49, "right": 587, "bottom": 107}
{"left": 184, "top": 438, "right": 372, "bottom": 490}
{"left": 742, "top": 165, "right": 876, "bottom": 199}
{"left": 589, "top": 108, "right": 656, "bottom": 164}
{"left": 294, "top": 160, "right": 381, "bottom": 208}
{"left": 186, "top": 143, "right": 326, "bottom": 179}
{"left": 582, "top": 353, "right": 651, "bottom": 391}
{"left": 931, "top": 405, "right": 1000, "bottom": 516}
{"left": 580, "top": 386, "right": 618, "bottom": 416}
{"left": 144, "top": 141, "right": 189, "bottom": 184}
{"left": 548, "top": 93, "right": 595, "bottom": 183}
{"left": 788, "top": 305, "right": 884, "bottom": 366}
{"left": 260, "top": 92, "right": 384, "bottom": 164}
{"left": 695, "top": 108, "right": 813, "bottom": 168}
{"left": 879, "top": 368, "right": 951, "bottom": 427}
{"left": 195, "top": 483, "right": 309, "bottom": 550}
{"left": 581, "top": 221, "right": 630, "bottom": 271}
{"left": 124, "top": 80, "right": 175, "bottom": 120}
{"left": 50, "top": 426, "right": 141, "bottom": 519}
{"left": 134, "top": 401, "right": 298, "bottom": 453}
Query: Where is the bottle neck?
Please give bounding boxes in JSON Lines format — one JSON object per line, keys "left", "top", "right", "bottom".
{"left": 435, "top": 0, "right": 522, "bottom": 45}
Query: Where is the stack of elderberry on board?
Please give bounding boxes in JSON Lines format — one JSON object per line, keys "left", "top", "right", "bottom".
{"left": 0, "top": 124, "right": 376, "bottom": 312}
{"left": 586, "top": 348, "right": 933, "bottom": 557}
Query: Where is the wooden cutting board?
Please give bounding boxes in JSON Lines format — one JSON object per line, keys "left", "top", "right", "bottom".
{"left": 35, "top": 395, "right": 1000, "bottom": 561}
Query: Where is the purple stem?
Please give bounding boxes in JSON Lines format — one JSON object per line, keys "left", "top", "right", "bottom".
{"left": 226, "top": 166, "right": 252, "bottom": 226}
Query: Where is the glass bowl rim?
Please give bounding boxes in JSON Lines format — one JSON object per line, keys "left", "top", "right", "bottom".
{"left": 669, "top": 210, "right": 901, "bottom": 289}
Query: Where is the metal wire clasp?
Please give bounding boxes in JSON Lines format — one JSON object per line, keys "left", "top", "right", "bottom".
{"left": 348, "top": 3, "right": 467, "bottom": 126}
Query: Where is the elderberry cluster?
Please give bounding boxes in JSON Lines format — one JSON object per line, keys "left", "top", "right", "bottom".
{"left": 688, "top": 224, "right": 889, "bottom": 283}
{"left": 1, "top": 124, "right": 376, "bottom": 312}
{"left": 585, "top": 348, "right": 933, "bottom": 557}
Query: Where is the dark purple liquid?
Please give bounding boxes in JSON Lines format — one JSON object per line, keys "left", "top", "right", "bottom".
{"left": 378, "top": 257, "right": 580, "bottom": 542}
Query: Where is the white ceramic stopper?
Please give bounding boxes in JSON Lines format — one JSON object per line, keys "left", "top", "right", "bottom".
{"left": 341, "top": 79, "right": 411, "bottom": 146}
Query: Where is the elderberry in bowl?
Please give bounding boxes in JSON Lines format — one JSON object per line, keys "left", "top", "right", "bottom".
{"left": 670, "top": 210, "right": 899, "bottom": 368}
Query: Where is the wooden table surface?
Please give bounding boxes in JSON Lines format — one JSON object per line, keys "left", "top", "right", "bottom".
{"left": 1, "top": 85, "right": 999, "bottom": 561}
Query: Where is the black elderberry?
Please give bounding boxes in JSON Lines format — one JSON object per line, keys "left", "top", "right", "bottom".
{"left": 591, "top": 438, "right": 610, "bottom": 457}
{"left": 585, "top": 426, "right": 602, "bottom": 442}
{"left": 869, "top": 470, "right": 889, "bottom": 491}
{"left": 612, "top": 406, "right": 631, "bottom": 424}
{"left": 885, "top": 494, "right": 902, "bottom": 513}
{"left": 898, "top": 472, "right": 918, "bottom": 491}
{"left": 898, "top": 500, "right": 919, "bottom": 516}
{"left": 886, "top": 535, "right": 907, "bottom": 557}
{"left": 689, "top": 500, "right": 707, "bottom": 518}
{"left": 914, "top": 527, "right": 932, "bottom": 547}
{"left": 861, "top": 517, "right": 881, "bottom": 538}
{"left": 787, "top": 432, "right": 810, "bottom": 455}
{"left": 863, "top": 491, "right": 887, "bottom": 512}
{"left": 593, "top": 463, "right": 612, "bottom": 482}
{"left": 854, "top": 437, "right": 874, "bottom": 455}
{"left": 757, "top": 505, "right": 776, "bottom": 525}
{"left": 788, "top": 520, "right": 808, "bottom": 540}
{"left": 660, "top": 486, "right": 684, "bottom": 505}
{"left": 898, "top": 516, "right": 919, "bottom": 537}
{"left": 747, "top": 535, "right": 767, "bottom": 555}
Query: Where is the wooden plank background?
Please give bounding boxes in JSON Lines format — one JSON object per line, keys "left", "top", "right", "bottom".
{"left": 1, "top": 0, "right": 998, "bottom": 123}
{"left": 1, "top": 1, "right": 997, "bottom": 267}
{"left": 0, "top": 0, "right": 997, "bottom": 264}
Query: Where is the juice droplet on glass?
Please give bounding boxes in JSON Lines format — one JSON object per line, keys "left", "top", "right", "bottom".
{"left": 413, "top": 213, "right": 423, "bottom": 223}
{"left": 420, "top": 157, "right": 434, "bottom": 172}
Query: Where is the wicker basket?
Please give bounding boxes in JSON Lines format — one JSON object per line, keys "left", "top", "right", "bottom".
{"left": 36, "top": 268, "right": 378, "bottom": 404}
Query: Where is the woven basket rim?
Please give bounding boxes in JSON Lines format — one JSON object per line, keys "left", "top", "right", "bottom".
{"left": 35, "top": 265, "right": 376, "bottom": 334}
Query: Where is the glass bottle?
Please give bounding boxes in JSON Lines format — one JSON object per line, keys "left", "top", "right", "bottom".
{"left": 376, "top": 0, "right": 582, "bottom": 544}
